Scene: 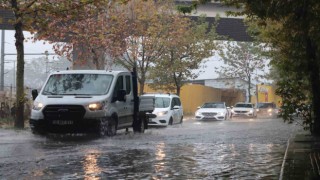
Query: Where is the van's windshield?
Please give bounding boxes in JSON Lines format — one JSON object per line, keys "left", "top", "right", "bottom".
{"left": 42, "top": 74, "right": 113, "bottom": 95}
{"left": 155, "top": 97, "right": 170, "bottom": 108}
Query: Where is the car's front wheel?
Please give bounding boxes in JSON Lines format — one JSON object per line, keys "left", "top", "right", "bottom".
{"left": 168, "top": 117, "right": 173, "bottom": 125}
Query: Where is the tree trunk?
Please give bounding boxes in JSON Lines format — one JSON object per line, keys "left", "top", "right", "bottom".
{"left": 306, "top": 38, "right": 320, "bottom": 135}
{"left": 139, "top": 81, "right": 145, "bottom": 95}
{"left": 138, "top": 71, "right": 145, "bottom": 95}
{"left": 12, "top": 0, "right": 25, "bottom": 129}
{"left": 248, "top": 74, "right": 251, "bottom": 103}
{"left": 176, "top": 86, "right": 181, "bottom": 96}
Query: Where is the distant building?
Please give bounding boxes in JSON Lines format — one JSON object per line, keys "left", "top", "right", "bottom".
{"left": 187, "top": 77, "right": 256, "bottom": 103}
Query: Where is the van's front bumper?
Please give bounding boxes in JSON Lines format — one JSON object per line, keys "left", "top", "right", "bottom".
{"left": 29, "top": 118, "right": 101, "bottom": 133}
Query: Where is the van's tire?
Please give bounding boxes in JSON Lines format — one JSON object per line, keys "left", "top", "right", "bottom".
{"left": 98, "top": 118, "right": 108, "bottom": 137}
{"left": 31, "top": 126, "right": 46, "bottom": 135}
{"left": 133, "top": 118, "right": 146, "bottom": 133}
{"left": 134, "top": 113, "right": 146, "bottom": 133}
{"left": 30, "top": 122, "right": 46, "bottom": 135}
{"left": 106, "top": 116, "right": 117, "bottom": 137}
{"left": 139, "top": 119, "right": 145, "bottom": 133}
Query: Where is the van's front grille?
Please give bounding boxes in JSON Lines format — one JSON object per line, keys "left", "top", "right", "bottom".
{"left": 43, "top": 105, "right": 86, "bottom": 120}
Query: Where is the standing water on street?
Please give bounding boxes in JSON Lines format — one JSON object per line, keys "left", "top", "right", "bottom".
{"left": 0, "top": 117, "right": 303, "bottom": 179}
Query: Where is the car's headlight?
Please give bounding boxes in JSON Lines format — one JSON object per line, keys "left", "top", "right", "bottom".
{"left": 217, "top": 112, "right": 224, "bottom": 116}
{"left": 249, "top": 109, "right": 253, "bottom": 113}
{"left": 33, "top": 101, "right": 44, "bottom": 111}
{"left": 195, "top": 111, "right": 201, "bottom": 116}
{"left": 268, "top": 108, "right": 272, "bottom": 112}
{"left": 231, "top": 109, "right": 234, "bottom": 113}
{"left": 88, "top": 102, "right": 104, "bottom": 111}
{"left": 157, "top": 111, "right": 168, "bottom": 116}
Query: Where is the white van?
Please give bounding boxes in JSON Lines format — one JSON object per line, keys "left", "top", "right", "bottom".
{"left": 141, "top": 93, "right": 183, "bottom": 126}
{"left": 29, "top": 70, "right": 155, "bottom": 136}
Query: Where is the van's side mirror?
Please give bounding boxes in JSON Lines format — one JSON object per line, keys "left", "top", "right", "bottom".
{"left": 117, "top": 89, "right": 127, "bottom": 102}
{"left": 32, "top": 89, "right": 38, "bottom": 100}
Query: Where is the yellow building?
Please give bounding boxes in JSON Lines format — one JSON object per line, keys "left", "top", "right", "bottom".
{"left": 144, "top": 84, "right": 245, "bottom": 115}
{"left": 252, "top": 84, "right": 282, "bottom": 108}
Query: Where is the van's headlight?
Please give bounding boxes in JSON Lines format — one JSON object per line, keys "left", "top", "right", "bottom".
{"left": 157, "top": 111, "right": 168, "bottom": 116}
{"left": 88, "top": 102, "right": 104, "bottom": 111}
{"left": 33, "top": 101, "right": 44, "bottom": 111}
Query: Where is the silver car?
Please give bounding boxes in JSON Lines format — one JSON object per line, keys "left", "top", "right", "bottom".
{"left": 231, "top": 102, "right": 257, "bottom": 118}
{"left": 195, "top": 102, "right": 230, "bottom": 121}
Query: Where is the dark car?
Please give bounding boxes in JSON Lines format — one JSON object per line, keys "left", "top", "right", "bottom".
{"left": 256, "top": 102, "right": 278, "bottom": 117}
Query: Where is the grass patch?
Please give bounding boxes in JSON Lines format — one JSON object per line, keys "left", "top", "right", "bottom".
{"left": 0, "top": 117, "right": 29, "bottom": 129}
{"left": 0, "top": 117, "right": 14, "bottom": 128}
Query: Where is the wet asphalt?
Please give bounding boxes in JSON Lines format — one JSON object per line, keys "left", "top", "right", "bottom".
{"left": 0, "top": 116, "right": 304, "bottom": 179}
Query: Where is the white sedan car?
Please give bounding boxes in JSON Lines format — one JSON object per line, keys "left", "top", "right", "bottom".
{"left": 231, "top": 102, "right": 257, "bottom": 118}
{"left": 195, "top": 102, "right": 230, "bottom": 121}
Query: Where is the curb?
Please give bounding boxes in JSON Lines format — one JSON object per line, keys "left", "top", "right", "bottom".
{"left": 279, "top": 138, "right": 291, "bottom": 180}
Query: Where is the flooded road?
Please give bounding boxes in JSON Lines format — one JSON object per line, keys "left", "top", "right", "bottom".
{"left": 0, "top": 117, "right": 303, "bottom": 179}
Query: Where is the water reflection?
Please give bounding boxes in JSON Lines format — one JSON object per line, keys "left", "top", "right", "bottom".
{"left": 82, "top": 150, "right": 101, "bottom": 180}
{"left": 154, "top": 142, "right": 166, "bottom": 175}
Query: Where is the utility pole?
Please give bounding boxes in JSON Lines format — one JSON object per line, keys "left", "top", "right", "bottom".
{"left": 1, "top": 30, "right": 56, "bottom": 91}
{"left": 45, "top": 50, "right": 49, "bottom": 76}
{"left": 1, "top": 30, "right": 5, "bottom": 91}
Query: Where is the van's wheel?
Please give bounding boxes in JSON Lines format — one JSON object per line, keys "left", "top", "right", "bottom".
{"left": 169, "top": 117, "right": 173, "bottom": 125}
{"left": 31, "top": 126, "right": 46, "bottom": 135}
{"left": 106, "top": 117, "right": 117, "bottom": 137}
{"left": 139, "top": 119, "right": 145, "bottom": 133}
{"left": 98, "top": 118, "right": 107, "bottom": 137}
{"left": 134, "top": 116, "right": 146, "bottom": 133}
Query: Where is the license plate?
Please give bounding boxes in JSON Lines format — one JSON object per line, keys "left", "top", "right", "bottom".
{"left": 52, "top": 120, "right": 73, "bottom": 125}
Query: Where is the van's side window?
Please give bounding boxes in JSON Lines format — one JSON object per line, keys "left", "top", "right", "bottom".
{"left": 172, "top": 97, "right": 181, "bottom": 107}
{"left": 176, "top": 98, "right": 182, "bottom": 106}
{"left": 113, "top": 76, "right": 124, "bottom": 98}
{"left": 125, "top": 75, "right": 131, "bottom": 94}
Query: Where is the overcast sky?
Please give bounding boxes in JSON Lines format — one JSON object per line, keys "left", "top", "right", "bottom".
{"left": 2, "top": 30, "right": 271, "bottom": 81}
{"left": 1, "top": 30, "right": 56, "bottom": 69}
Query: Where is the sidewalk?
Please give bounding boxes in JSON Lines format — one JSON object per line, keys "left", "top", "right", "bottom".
{"left": 280, "top": 132, "right": 320, "bottom": 180}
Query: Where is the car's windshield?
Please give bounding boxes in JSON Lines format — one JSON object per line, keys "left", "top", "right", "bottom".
{"left": 202, "top": 103, "right": 225, "bottom": 108}
{"left": 42, "top": 74, "right": 113, "bottom": 95}
{"left": 257, "top": 103, "right": 275, "bottom": 108}
{"left": 235, "top": 103, "right": 253, "bottom": 108}
{"left": 155, "top": 97, "right": 170, "bottom": 108}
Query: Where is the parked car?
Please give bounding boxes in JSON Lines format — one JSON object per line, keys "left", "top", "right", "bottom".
{"left": 256, "top": 102, "right": 278, "bottom": 117}
{"left": 195, "top": 102, "right": 230, "bottom": 121}
{"left": 141, "top": 93, "right": 183, "bottom": 126}
{"left": 231, "top": 102, "right": 257, "bottom": 118}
